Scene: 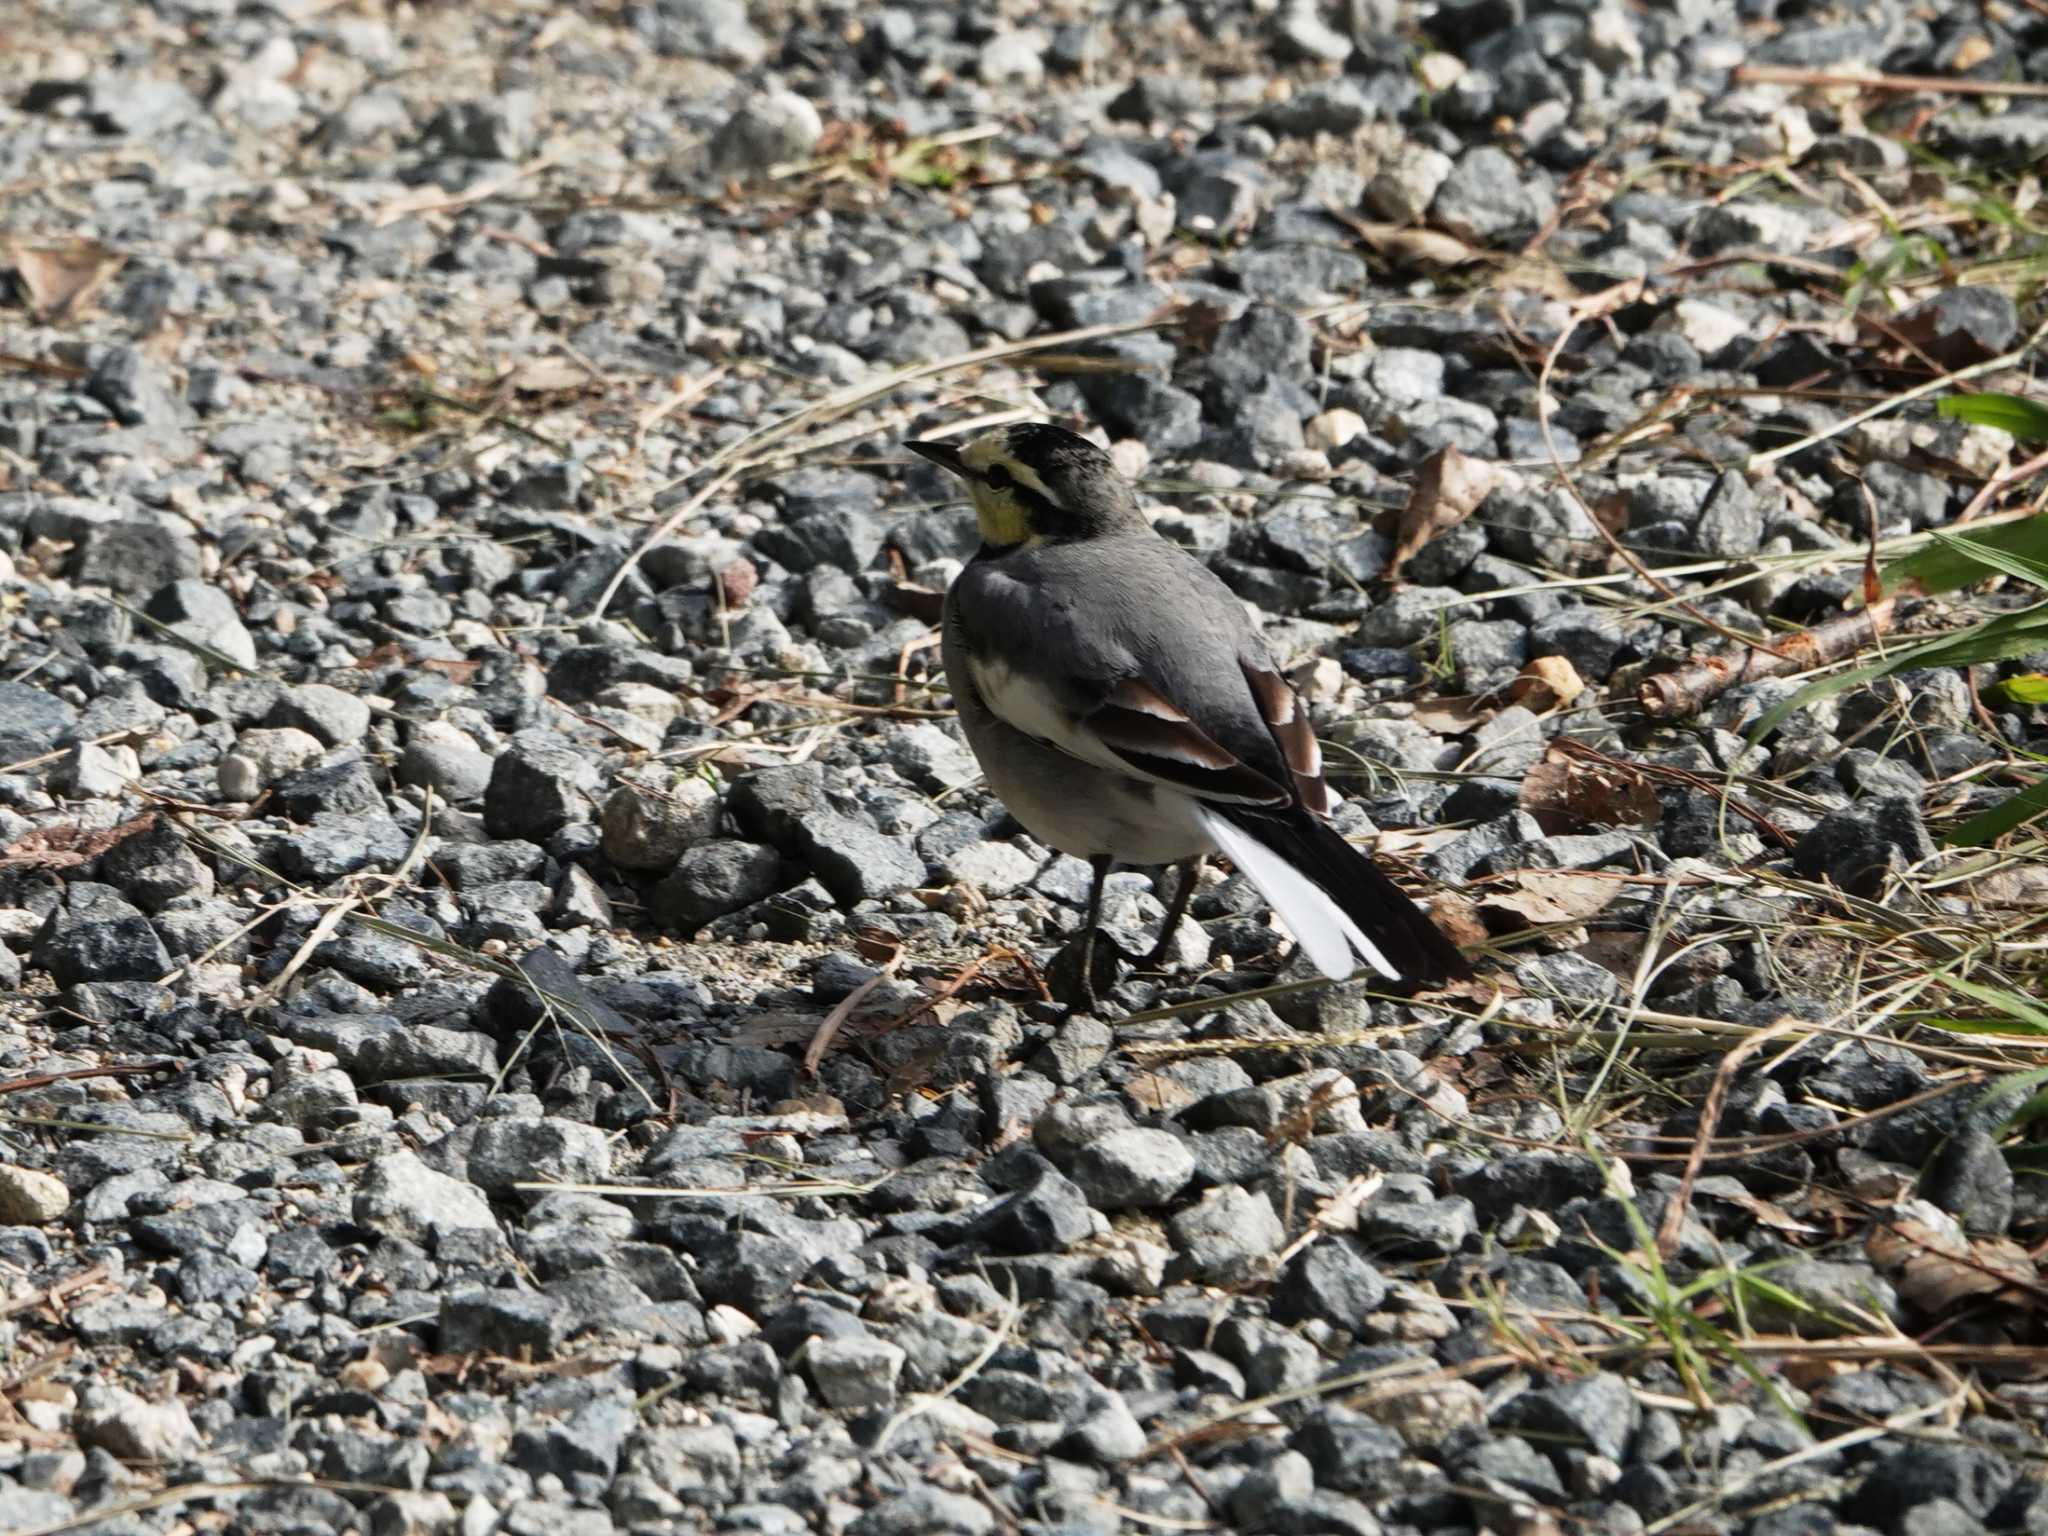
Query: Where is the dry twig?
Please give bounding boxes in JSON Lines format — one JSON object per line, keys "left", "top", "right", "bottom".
{"left": 1655, "top": 1017, "right": 1807, "bottom": 1258}
{"left": 1637, "top": 600, "right": 1896, "bottom": 719}
{"left": 1735, "top": 63, "right": 2048, "bottom": 97}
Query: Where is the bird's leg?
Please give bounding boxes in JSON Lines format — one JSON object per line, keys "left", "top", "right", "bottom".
{"left": 1064, "top": 854, "right": 1114, "bottom": 1016}
{"left": 1074, "top": 853, "right": 1113, "bottom": 1012}
{"left": 1136, "top": 856, "right": 1202, "bottom": 970}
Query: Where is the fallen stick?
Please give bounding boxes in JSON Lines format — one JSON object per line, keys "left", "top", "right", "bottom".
{"left": 1735, "top": 64, "right": 2048, "bottom": 98}
{"left": 1638, "top": 599, "right": 1896, "bottom": 719}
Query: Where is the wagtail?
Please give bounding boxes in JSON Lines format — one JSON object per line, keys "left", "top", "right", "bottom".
{"left": 907, "top": 422, "right": 1470, "bottom": 1011}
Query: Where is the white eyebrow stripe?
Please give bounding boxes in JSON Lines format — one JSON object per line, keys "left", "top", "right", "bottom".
{"left": 1006, "top": 460, "right": 1055, "bottom": 500}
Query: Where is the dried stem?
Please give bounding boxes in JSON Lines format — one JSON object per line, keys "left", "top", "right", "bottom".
{"left": 1637, "top": 599, "right": 1897, "bottom": 718}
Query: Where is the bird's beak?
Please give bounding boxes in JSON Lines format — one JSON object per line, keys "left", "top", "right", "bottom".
{"left": 906, "top": 438, "right": 966, "bottom": 477}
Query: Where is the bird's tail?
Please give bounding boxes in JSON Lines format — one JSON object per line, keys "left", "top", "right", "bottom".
{"left": 1196, "top": 804, "right": 1470, "bottom": 986}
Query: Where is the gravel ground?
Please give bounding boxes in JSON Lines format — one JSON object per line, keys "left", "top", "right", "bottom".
{"left": 3, "top": 2, "right": 2048, "bottom": 1533}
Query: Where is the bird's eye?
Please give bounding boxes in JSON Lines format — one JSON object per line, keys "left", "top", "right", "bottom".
{"left": 984, "top": 464, "right": 1012, "bottom": 490}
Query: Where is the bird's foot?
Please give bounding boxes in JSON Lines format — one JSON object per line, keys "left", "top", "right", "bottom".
{"left": 1045, "top": 925, "right": 1131, "bottom": 1017}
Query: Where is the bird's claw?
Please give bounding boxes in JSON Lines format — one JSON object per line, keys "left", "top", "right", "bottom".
{"left": 1048, "top": 924, "right": 1130, "bottom": 1017}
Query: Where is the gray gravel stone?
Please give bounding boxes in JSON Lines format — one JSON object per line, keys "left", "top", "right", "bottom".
{"left": 268, "top": 683, "right": 372, "bottom": 746}
{"left": 1168, "top": 1185, "right": 1283, "bottom": 1284}
{"left": 1059, "top": 1127, "right": 1196, "bottom": 1210}
{"left": 145, "top": 578, "right": 256, "bottom": 668}
{"left": 486, "top": 730, "right": 603, "bottom": 839}
{"left": 354, "top": 1150, "right": 499, "bottom": 1245}
{"left": 76, "top": 1384, "right": 202, "bottom": 1462}
{"left": 652, "top": 839, "right": 785, "bottom": 928}
{"left": 707, "top": 90, "right": 823, "bottom": 176}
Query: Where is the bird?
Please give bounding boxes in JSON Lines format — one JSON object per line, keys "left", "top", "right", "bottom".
{"left": 905, "top": 420, "right": 1470, "bottom": 1012}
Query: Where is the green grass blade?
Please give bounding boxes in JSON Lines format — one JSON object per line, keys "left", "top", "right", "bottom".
{"left": 2000, "top": 674, "right": 2048, "bottom": 704}
{"left": 1925, "top": 528, "right": 2048, "bottom": 590}
{"left": 1748, "top": 602, "right": 2048, "bottom": 744}
{"left": 1938, "top": 391, "right": 2048, "bottom": 439}
{"left": 1966, "top": 1065, "right": 2048, "bottom": 1136}
{"left": 1941, "top": 976, "right": 2048, "bottom": 1033}
{"left": 1883, "top": 513, "right": 2048, "bottom": 595}
{"left": 1944, "top": 778, "right": 2048, "bottom": 847}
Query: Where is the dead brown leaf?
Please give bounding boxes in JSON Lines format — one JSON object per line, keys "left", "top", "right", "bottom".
{"left": 1966, "top": 865, "right": 2048, "bottom": 908}
{"left": 1324, "top": 203, "right": 1489, "bottom": 271}
{"left": 502, "top": 356, "right": 591, "bottom": 393}
{"left": 1477, "top": 870, "right": 1620, "bottom": 926}
{"left": 1590, "top": 491, "right": 1629, "bottom": 541}
{"left": 1173, "top": 299, "right": 1235, "bottom": 354}
{"left": 0, "top": 814, "right": 156, "bottom": 871}
{"left": 1697, "top": 1184, "right": 1820, "bottom": 1238}
{"left": 1127, "top": 1071, "right": 1199, "bottom": 1114}
{"left": 1867, "top": 1216, "right": 2042, "bottom": 1313}
{"left": 1518, "top": 753, "right": 1663, "bottom": 835}
{"left": 1425, "top": 891, "right": 1492, "bottom": 951}
{"left": 1407, "top": 696, "right": 1490, "bottom": 735}
{"left": 1508, "top": 655, "right": 1585, "bottom": 711}
{"left": 6, "top": 239, "right": 126, "bottom": 322}
{"left": 1387, "top": 445, "right": 1504, "bottom": 581}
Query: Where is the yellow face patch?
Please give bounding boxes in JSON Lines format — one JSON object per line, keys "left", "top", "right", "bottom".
{"left": 959, "top": 430, "right": 1057, "bottom": 549}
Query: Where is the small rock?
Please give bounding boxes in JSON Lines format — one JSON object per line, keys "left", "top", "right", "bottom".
{"left": 145, "top": 579, "right": 256, "bottom": 669}
{"left": 0, "top": 1165, "right": 70, "bottom": 1224}
{"left": 439, "top": 1288, "right": 568, "bottom": 1357}
{"left": 1432, "top": 146, "right": 1555, "bottom": 242}
{"left": 1791, "top": 797, "right": 1935, "bottom": 897}
{"left": 1921, "top": 1130, "right": 2015, "bottom": 1236}
{"left": 707, "top": 90, "right": 823, "bottom": 176}
{"left": 804, "top": 1334, "right": 906, "bottom": 1411}
{"left": 219, "top": 727, "right": 325, "bottom": 801}
{"left": 1897, "top": 287, "right": 2019, "bottom": 369}
{"left": 354, "top": 1150, "right": 499, "bottom": 1245}
{"left": 31, "top": 884, "right": 170, "bottom": 986}
{"left": 652, "top": 839, "right": 786, "bottom": 929}
{"left": 1168, "top": 1185, "right": 1283, "bottom": 1284}
{"left": 602, "top": 776, "right": 721, "bottom": 871}
{"left": 1270, "top": 1239, "right": 1388, "bottom": 1327}
{"left": 467, "top": 1118, "right": 612, "bottom": 1192}
{"left": 979, "top": 30, "right": 1046, "bottom": 87}
{"left": 941, "top": 840, "right": 1039, "bottom": 897}
{"left": 76, "top": 1384, "right": 201, "bottom": 1462}
{"left": 268, "top": 684, "right": 372, "bottom": 747}
{"left": 1366, "top": 145, "right": 1454, "bottom": 225}
{"left": 1060, "top": 1128, "right": 1196, "bottom": 1210}
{"left": 485, "top": 730, "right": 602, "bottom": 840}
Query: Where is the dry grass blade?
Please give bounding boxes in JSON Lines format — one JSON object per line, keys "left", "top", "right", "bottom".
{"left": 1734, "top": 63, "right": 2048, "bottom": 97}
{"left": 1747, "top": 315, "right": 2048, "bottom": 473}
{"left": 254, "top": 790, "right": 437, "bottom": 1004}
{"left": 802, "top": 947, "right": 903, "bottom": 1078}
{"left": 5, "top": 238, "right": 126, "bottom": 322}
{"left": 872, "top": 1274, "right": 1022, "bottom": 1455}
{"left": 1656, "top": 1016, "right": 1806, "bottom": 1257}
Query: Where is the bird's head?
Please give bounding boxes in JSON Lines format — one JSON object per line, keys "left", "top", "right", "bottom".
{"left": 907, "top": 422, "right": 1146, "bottom": 552}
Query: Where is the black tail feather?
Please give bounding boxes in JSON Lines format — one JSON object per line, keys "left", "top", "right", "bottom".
{"left": 1219, "top": 806, "right": 1471, "bottom": 986}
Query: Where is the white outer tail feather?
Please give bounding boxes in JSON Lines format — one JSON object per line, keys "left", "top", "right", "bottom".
{"left": 1195, "top": 806, "right": 1400, "bottom": 982}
